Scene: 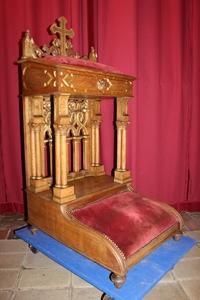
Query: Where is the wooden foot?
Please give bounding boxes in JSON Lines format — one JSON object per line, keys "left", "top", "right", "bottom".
{"left": 28, "top": 225, "right": 38, "bottom": 235}
{"left": 110, "top": 273, "right": 126, "bottom": 289}
{"left": 173, "top": 231, "right": 183, "bottom": 241}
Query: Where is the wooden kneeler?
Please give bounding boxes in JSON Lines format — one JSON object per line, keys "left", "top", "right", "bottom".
{"left": 18, "top": 16, "right": 183, "bottom": 288}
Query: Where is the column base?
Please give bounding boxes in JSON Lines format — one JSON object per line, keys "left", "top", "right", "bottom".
{"left": 114, "top": 170, "right": 132, "bottom": 184}
{"left": 53, "top": 186, "right": 76, "bottom": 204}
{"left": 30, "top": 178, "right": 49, "bottom": 193}
{"left": 90, "top": 165, "right": 105, "bottom": 176}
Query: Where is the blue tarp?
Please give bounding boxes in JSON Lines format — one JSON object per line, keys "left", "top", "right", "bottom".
{"left": 15, "top": 227, "right": 196, "bottom": 300}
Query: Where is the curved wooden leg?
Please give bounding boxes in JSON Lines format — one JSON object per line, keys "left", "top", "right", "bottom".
{"left": 111, "top": 273, "right": 126, "bottom": 289}
{"left": 173, "top": 231, "right": 183, "bottom": 241}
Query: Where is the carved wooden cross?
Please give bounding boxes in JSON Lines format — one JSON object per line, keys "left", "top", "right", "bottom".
{"left": 50, "top": 16, "right": 74, "bottom": 55}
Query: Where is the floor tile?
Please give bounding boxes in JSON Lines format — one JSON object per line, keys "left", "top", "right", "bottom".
{"left": 159, "top": 271, "right": 175, "bottom": 283}
{"left": 0, "top": 253, "right": 25, "bottom": 269}
{"left": 0, "top": 240, "right": 27, "bottom": 253}
{"left": 0, "top": 229, "right": 10, "bottom": 239}
{"left": 72, "top": 274, "right": 93, "bottom": 288}
{"left": 182, "top": 244, "right": 200, "bottom": 259}
{"left": 23, "top": 252, "right": 58, "bottom": 269}
{"left": 13, "top": 288, "right": 71, "bottom": 300}
{"left": 72, "top": 287, "right": 102, "bottom": 300}
{"left": 0, "top": 215, "right": 25, "bottom": 229}
{"left": 179, "top": 279, "right": 200, "bottom": 300}
{"left": 185, "top": 230, "right": 200, "bottom": 241}
{"left": 0, "top": 270, "right": 19, "bottom": 289}
{"left": 181, "top": 212, "right": 200, "bottom": 231}
{"left": 0, "top": 291, "right": 13, "bottom": 300}
{"left": 172, "top": 258, "right": 200, "bottom": 279}
{"left": 18, "top": 267, "right": 71, "bottom": 289}
{"left": 143, "top": 282, "right": 188, "bottom": 300}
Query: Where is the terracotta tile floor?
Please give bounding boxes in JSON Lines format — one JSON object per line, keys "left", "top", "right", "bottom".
{"left": 0, "top": 212, "right": 200, "bottom": 299}
{"left": 0, "top": 214, "right": 26, "bottom": 240}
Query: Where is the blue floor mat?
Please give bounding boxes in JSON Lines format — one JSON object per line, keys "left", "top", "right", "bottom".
{"left": 15, "top": 227, "right": 196, "bottom": 300}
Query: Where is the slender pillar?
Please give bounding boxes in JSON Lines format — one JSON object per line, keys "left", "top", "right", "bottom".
{"left": 91, "top": 124, "right": 96, "bottom": 166}
{"left": 29, "top": 95, "right": 49, "bottom": 192}
{"left": 42, "top": 138, "right": 53, "bottom": 178}
{"left": 60, "top": 130, "right": 68, "bottom": 186}
{"left": 66, "top": 138, "right": 70, "bottom": 175}
{"left": 114, "top": 97, "right": 131, "bottom": 184}
{"left": 95, "top": 123, "right": 100, "bottom": 165}
{"left": 30, "top": 127, "right": 36, "bottom": 179}
{"left": 91, "top": 121, "right": 100, "bottom": 166}
{"left": 83, "top": 136, "right": 89, "bottom": 171}
{"left": 23, "top": 97, "right": 32, "bottom": 187}
{"left": 53, "top": 94, "right": 75, "bottom": 203}
{"left": 55, "top": 129, "right": 61, "bottom": 187}
{"left": 90, "top": 99, "right": 105, "bottom": 176}
{"left": 49, "top": 139, "right": 53, "bottom": 177}
{"left": 54, "top": 126, "right": 68, "bottom": 187}
{"left": 116, "top": 126, "right": 122, "bottom": 170}
{"left": 42, "top": 141, "right": 46, "bottom": 178}
{"left": 121, "top": 127, "right": 127, "bottom": 171}
{"left": 35, "top": 127, "right": 42, "bottom": 178}
{"left": 73, "top": 137, "right": 81, "bottom": 173}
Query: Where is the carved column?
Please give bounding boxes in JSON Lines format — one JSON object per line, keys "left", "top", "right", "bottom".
{"left": 114, "top": 97, "right": 132, "bottom": 184}
{"left": 72, "top": 137, "right": 81, "bottom": 173}
{"left": 53, "top": 94, "right": 75, "bottom": 203}
{"left": 54, "top": 124, "right": 68, "bottom": 187}
{"left": 43, "top": 96, "right": 53, "bottom": 179}
{"left": 29, "top": 96, "right": 49, "bottom": 192}
{"left": 82, "top": 135, "right": 89, "bottom": 171}
{"left": 91, "top": 120, "right": 101, "bottom": 166}
{"left": 66, "top": 138, "right": 70, "bottom": 175}
{"left": 49, "top": 140, "right": 53, "bottom": 177}
{"left": 90, "top": 99, "right": 105, "bottom": 176}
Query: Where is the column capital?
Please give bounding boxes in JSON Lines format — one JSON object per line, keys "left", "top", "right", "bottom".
{"left": 116, "top": 120, "right": 129, "bottom": 128}
{"left": 54, "top": 124, "right": 68, "bottom": 132}
{"left": 30, "top": 116, "right": 45, "bottom": 128}
{"left": 54, "top": 116, "right": 70, "bottom": 132}
{"left": 91, "top": 119, "right": 101, "bottom": 126}
{"left": 72, "top": 136, "right": 82, "bottom": 141}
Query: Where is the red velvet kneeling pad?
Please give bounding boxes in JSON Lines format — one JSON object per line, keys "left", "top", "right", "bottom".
{"left": 72, "top": 192, "right": 177, "bottom": 258}
{"left": 42, "top": 55, "right": 123, "bottom": 74}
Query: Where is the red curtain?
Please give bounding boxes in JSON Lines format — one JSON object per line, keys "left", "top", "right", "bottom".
{"left": 0, "top": 0, "right": 200, "bottom": 213}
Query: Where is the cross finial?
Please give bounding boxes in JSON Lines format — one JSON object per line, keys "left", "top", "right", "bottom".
{"left": 50, "top": 16, "right": 74, "bottom": 55}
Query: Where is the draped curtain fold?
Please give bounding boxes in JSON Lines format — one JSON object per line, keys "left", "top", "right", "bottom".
{"left": 0, "top": 0, "right": 199, "bottom": 213}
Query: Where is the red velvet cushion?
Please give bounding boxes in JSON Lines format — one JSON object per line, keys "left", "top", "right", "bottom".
{"left": 42, "top": 55, "right": 124, "bottom": 74}
{"left": 72, "top": 192, "right": 178, "bottom": 258}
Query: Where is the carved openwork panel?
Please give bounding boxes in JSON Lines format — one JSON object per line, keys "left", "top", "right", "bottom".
{"left": 43, "top": 97, "right": 52, "bottom": 140}
{"left": 68, "top": 98, "right": 89, "bottom": 137}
